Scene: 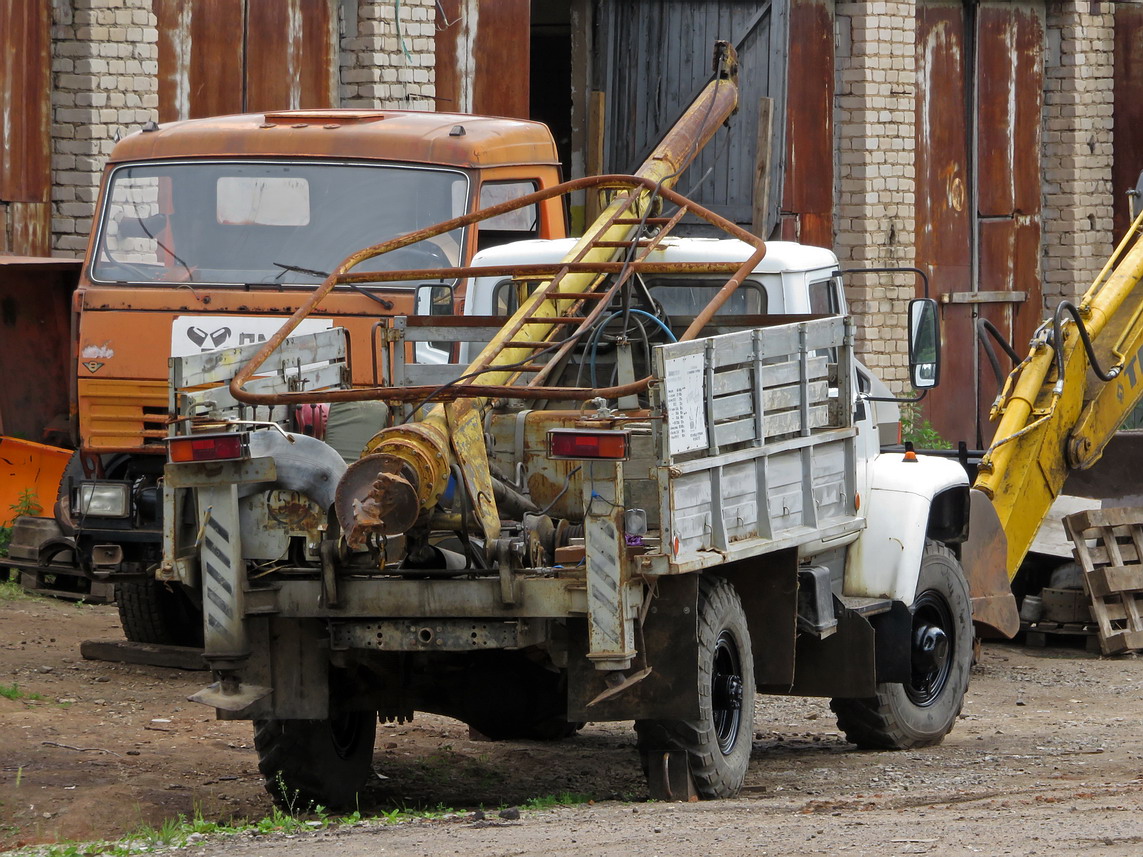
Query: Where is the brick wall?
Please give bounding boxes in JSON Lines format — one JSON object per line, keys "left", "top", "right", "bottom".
{"left": 1042, "top": 4, "right": 1115, "bottom": 307}
{"left": 46, "top": 0, "right": 437, "bottom": 256}
{"left": 339, "top": 0, "right": 435, "bottom": 109}
{"left": 50, "top": 0, "right": 158, "bottom": 255}
{"left": 833, "top": 2, "right": 918, "bottom": 388}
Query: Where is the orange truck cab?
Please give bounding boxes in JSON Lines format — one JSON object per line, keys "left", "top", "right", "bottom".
{"left": 41, "top": 108, "right": 565, "bottom": 636}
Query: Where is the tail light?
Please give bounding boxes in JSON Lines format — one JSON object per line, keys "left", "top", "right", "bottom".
{"left": 547, "top": 428, "right": 630, "bottom": 460}
{"left": 168, "top": 432, "right": 250, "bottom": 463}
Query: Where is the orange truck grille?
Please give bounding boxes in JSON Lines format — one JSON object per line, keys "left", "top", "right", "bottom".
{"left": 78, "top": 379, "right": 169, "bottom": 451}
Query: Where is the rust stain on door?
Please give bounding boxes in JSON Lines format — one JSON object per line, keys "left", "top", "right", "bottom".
{"left": 436, "top": 0, "right": 530, "bottom": 118}
{"left": 782, "top": 0, "right": 834, "bottom": 248}
{"left": 157, "top": 0, "right": 334, "bottom": 122}
{"left": 916, "top": 1, "right": 1043, "bottom": 448}
{"left": 975, "top": 3, "right": 1043, "bottom": 437}
{"left": 916, "top": 3, "right": 972, "bottom": 445}
{"left": 1114, "top": 5, "right": 1143, "bottom": 238}
{"left": 0, "top": 1, "right": 52, "bottom": 254}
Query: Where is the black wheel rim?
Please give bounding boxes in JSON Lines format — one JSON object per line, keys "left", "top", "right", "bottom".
{"left": 907, "top": 589, "right": 953, "bottom": 706}
{"left": 711, "top": 630, "right": 745, "bottom": 754}
{"left": 329, "top": 712, "right": 363, "bottom": 759}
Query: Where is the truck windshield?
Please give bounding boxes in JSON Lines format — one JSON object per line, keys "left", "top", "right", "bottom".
{"left": 90, "top": 161, "right": 469, "bottom": 286}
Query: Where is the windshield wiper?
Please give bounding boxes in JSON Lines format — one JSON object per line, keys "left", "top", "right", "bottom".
{"left": 273, "top": 261, "right": 394, "bottom": 310}
{"left": 274, "top": 262, "right": 330, "bottom": 280}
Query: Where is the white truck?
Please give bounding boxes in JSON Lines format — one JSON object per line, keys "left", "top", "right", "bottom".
{"left": 159, "top": 43, "right": 1016, "bottom": 807}
{"left": 161, "top": 229, "right": 992, "bottom": 806}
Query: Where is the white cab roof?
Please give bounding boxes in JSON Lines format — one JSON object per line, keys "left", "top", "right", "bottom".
{"left": 470, "top": 237, "right": 839, "bottom": 275}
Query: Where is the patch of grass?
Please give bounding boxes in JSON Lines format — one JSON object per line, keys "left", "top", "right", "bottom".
{"left": 0, "top": 683, "right": 44, "bottom": 702}
{"left": 0, "top": 575, "right": 33, "bottom": 601}
{"left": 1, "top": 490, "right": 42, "bottom": 559}
{"left": 520, "top": 791, "right": 592, "bottom": 811}
{"left": 6, "top": 801, "right": 478, "bottom": 857}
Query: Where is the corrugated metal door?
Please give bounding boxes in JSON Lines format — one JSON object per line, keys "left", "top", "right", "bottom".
{"left": 916, "top": 1, "right": 1043, "bottom": 448}
{"left": 0, "top": 1, "right": 52, "bottom": 255}
{"left": 156, "top": 0, "right": 335, "bottom": 122}
{"left": 596, "top": 0, "right": 789, "bottom": 236}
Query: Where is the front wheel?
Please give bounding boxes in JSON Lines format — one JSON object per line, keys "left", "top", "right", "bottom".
{"left": 635, "top": 575, "right": 755, "bottom": 798}
{"left": 254, "top": 711, "right": 377, "bottom": 810}
{"left": 830, "top": 540, "right": 972, "bottom": 749}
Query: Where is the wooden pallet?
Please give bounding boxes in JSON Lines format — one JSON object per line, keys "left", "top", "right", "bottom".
{"left": 1062, "top": 507, "right": 1143, "bottom": 655}
{"left": 1022, "top": 621, "right": 1101, "bottom": 653}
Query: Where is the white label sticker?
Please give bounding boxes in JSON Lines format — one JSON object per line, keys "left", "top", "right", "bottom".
{"left": 171, "top": 315, "right": 333, "bottom": 357}
{"left": 663, "top": 352, "right": 707, "bottom": 454}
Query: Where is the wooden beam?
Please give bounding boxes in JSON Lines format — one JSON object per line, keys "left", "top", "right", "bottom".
{"left": 752, "top": 96, "right": 774, "bottom": 239}
{"left": 586, "top": 90, "right": 606, "bottom": 225}
{"left": 81, "top": 639, "right": 207, "bottom": 671}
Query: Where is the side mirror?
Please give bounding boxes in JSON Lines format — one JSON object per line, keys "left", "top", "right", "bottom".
{"left": 415, "top": 283, "right": 455, "bottom": 316}
{"left": 908, "top": 298, "right": 940, "bottom": 389}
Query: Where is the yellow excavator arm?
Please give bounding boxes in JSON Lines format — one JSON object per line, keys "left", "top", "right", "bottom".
{"left": 974, "top": 209, "right": 1143, "bottom": 580}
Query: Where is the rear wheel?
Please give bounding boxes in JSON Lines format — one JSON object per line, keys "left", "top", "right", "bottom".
{"left": 115, "top": 579, "right": 204, "bottom": 647}
{"left": 635, "top": 575, "right": 755, "bottom": 798}
{"left": 830, "top": 541, "right": 971, "bottom": 749}
{"left": 254, "top": 711, "right": 377, "bottom": 810}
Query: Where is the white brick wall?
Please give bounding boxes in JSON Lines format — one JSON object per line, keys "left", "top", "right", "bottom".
{"left": 47, "top": 0, "right": 438, "bottom": 255}
{"left": 50, "top": 0, "right": 159, "bottom": 255}
{"left": 834, "top": 2, "right": 918, "bottom": 387}
{"left": 340, "top": 0, "right": 435, "bottom": 109}
{"left": 1042, "top": 4, "right": 1115, "bottom": 307}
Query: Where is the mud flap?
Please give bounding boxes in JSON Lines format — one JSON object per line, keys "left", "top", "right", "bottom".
{"left": 567, "top": 574, "right": 700, "bottom": 722}
{"left": 645, "top": 750, "right": 699, "bottom": 802}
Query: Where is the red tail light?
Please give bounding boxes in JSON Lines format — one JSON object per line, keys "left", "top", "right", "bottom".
{"left": 547, "top": 429, "right": 629, "bottom": 460}
{"left": 168, "top": 432, "right": 250, "bottom": 463}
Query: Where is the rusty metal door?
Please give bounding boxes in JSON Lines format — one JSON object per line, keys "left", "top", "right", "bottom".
{"left": 916, "top": 1, "right": 1044, "bottom": 448}
{"left": 435, "top": 0, "right": 531, "bottom": 118}
{"left": 596, "top": 0, "right": 789, "bottom": 236}
{"left": 0, "top": 1, "right": 52, "bottom": 255}
{"left": 156, "top": 0, "right": 335, "bottom": 122}
{"left": 1114, "top": 4, "right": 1143, "bottom": 239}
{"left": 780, "top": 0, "right": 833, "bottom": 248}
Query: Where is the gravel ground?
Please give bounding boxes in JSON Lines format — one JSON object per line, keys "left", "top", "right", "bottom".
{"left": 1, "top": 593, "right": 1140, "bottom": 855}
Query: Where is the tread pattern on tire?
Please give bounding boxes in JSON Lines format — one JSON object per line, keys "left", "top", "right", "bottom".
{"left": 635, "top": 574, "right": 755, "bottom": 799}
{"left": 116, "top": 581, "right": 177, "bottom": 645}
{"left": 830, "top": 540, "right": 971, "bottom": 750}
{"left": 254, "top": 714, "right": 377, "bottom": 810}
{"left": 115, "top": 580, "right": 203, "bottom": 647}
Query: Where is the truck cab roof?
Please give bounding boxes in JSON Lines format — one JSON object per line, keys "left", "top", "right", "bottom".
{"left": 108, "top": 109, "right": 561, "bottom": 169}
{"left": 462, "top": 237, "right": 844, "bottom": 320}
{"left": 469, "top": 237, "right": 840, "bottom": 275}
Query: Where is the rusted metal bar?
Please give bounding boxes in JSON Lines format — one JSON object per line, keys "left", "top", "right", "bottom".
{"left": 227, "top": 179, "right": 760, "bottom": 407}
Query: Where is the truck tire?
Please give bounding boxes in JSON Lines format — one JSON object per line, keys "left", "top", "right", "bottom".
{"left": 115, "top": 580, "right": 204, "bottom": 648}
{"left": 634, "top": 575, "right": 755, "bottom": 799}
{"left": 254, "top": 712, "right": 377, "bottom": 810}
{"left": 830, "top": 540, "right": 971, "bottom": 750}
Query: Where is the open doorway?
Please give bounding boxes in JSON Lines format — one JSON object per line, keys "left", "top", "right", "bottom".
{"left": 531, "top": 2, "right": 573, "bottom": 173}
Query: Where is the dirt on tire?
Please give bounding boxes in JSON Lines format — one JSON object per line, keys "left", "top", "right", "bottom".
{"left": 1, "top": 592, "right": 1141, "bottom": 854}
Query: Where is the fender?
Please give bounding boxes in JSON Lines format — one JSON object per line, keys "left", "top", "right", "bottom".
{"left": 241, "top": 431, "right": 347, "bottom": 509}
{"left": 847, "top": 453, "right": 968, "bottom": 603}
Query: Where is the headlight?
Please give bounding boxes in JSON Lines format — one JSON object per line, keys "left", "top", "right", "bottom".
{"left": 75, "top": 482, "right": 131, "bottom": 518}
